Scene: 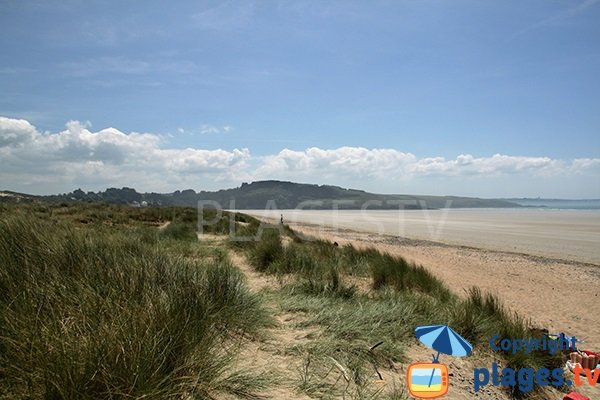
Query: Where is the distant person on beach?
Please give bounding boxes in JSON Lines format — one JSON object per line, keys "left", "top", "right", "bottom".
{"left": 280, "top": 214, "right": 284, "bottom": 224}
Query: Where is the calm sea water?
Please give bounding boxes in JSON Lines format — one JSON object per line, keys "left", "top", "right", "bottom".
{"left": 243, "top": 208, "right": 600, "bottom": 264}
{"left": 509, "top": 199, "right": 600, "bottom": 210}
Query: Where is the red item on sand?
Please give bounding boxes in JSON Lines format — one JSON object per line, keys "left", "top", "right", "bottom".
{"left": 582, "top": 350, "right": 599, "bottom": 369}
{"left": 562, "top": 392, "right": 590, "bottom": 400}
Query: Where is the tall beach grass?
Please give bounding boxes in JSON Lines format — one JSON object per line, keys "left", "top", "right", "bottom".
{"left": 246, "top": 225, "right": 564, "bottom": 398}
{"left": 0, "top": 212, "right": 270, "bottom": 399}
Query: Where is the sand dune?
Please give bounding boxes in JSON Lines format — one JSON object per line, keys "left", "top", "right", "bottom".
{"left": 244, "top": 209, "right": 600, "bottom": 378}
{"left": 269, "top": 219, "right": 600, "bottom": 399}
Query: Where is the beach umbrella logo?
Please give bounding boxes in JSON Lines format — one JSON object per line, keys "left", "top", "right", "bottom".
{"left": 407, "top": 324, "right": 473, "bottom": 399}
{"left": 416, "top": 324, "right": 473, "bottom": 362}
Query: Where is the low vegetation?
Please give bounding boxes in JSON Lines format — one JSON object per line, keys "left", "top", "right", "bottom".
{"left": 240, "top": 221, "right": 565, "bottom": 399}
{"left": 0, "top": 205, "right": 271, "bottom": 399}
{"left": 0, "top": 203, "right": 563, "bottom": 399}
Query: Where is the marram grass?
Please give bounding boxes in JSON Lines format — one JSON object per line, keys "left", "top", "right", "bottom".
{"left": 0, "top": 213, "right": 270, "bottom": 399}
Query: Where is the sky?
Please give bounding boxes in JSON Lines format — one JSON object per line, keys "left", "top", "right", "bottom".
{"left": 1, "top": 0, "right": 599, "bottom": 198}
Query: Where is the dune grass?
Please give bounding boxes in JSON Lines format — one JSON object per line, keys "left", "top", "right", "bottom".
{"left": 0, "top": 204, "right": 565, "bottom": 399}
{"left": 159, "top": 220, "right": 197, "bottom": 241}
{"left": 241, "top": 225, "right": 565, "bottom": 399}
{"left": 0, "top": 209, "right": 271, "bottom": 399}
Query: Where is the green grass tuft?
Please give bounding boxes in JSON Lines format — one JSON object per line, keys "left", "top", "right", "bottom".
{"left": 159, "top": 221, "right": 197, "bottom": 241}
{"left": 0, "top": 213, "right": 270, "bottom": 399}
{"left": 248, "top": 228, "right": 284, "bottom": 271}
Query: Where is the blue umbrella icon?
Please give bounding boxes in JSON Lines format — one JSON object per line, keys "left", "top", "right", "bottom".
{"left": 415, "top": 325, "right": 473, "bottom": 386}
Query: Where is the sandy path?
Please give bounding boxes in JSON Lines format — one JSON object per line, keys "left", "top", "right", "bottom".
{"left": 228, "top": 250, "right": 314, "bottom": 400}
{"left": 157, "top": 220, "right": 171, "bottom": 230}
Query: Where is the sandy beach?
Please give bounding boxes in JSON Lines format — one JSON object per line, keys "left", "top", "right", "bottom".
{"left": 252, "top": 215, "right": 600, "bottom": 398}
{"left": 244, "top": 208, "right": 600, "bottom": 264}
{"left": 244, "top": 209, "right": 600, "bottom": 348}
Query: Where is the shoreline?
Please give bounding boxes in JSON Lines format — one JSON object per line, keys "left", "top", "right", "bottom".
{"left": 280, "top": 218, "right": 600, "bottom": 269}
{"left": 241, "top": 208, "right": 600, "bottom": 264}
{"left": 253, "top": 215, "right": 600, "bottom": 349}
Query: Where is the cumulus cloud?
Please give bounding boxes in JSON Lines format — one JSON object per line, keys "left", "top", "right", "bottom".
{"left": 256, "top": 147, "right": 416, "bottom": 179}
{"left": 571, "top": 158, "right": 600, "bottom": 172}
{"left": 255, "top": 148, "right": 579, "bottom": 179}
{"left": 0, "top": 117, "right": 250, "bottom": 192}
{"left": 0, "top": 116, "right": 37, "bottom": 147}
{"left": 0, "top": 116, "right": 598, "bottom": 195}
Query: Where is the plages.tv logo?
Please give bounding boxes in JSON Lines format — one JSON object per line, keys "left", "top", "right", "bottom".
{"left": 474, "top": 333, "right": 599, "bottom": 393}
{"left": 408, "top": 325, "right": 473, "bottom": 399}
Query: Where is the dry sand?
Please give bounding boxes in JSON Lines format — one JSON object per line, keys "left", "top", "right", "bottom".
{"left": 278, "top": 221, "right": 600, "bottom": 399}
{"left": 244, "top": 209, "right": 600, "bottom": 264}
{"left": 242, "top": 209, "right": 600, "bottom": 343}
{"left": 237, "top": 209, "right": 600, "bottom": 398}
{"left": 282, "top": 221, "right": 600, "bottom": 349}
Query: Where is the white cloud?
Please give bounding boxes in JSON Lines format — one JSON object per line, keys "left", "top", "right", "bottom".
{"left": 0, "top": 116, "right": 598, "bottom": 196}
{"left": 0, "top": 116, "right": 37, "bottom": 147}
{"left": 571, "top": 158, "right": 600, "bottom": 173}
{"left": 178, "top": 125, "right": 233, "bottom": 135}
{"left": 0, "top": 117, "right": 249, "bottom": 192}
{"left": 410, "top": 154, "right": 562, "bottom": 176}
{"left": 61, "top": 56, "right": 199, "bottom": 78}
{"left": 257, "top": 147, "right": 416, "bottom": 179}
{"left": 255, "top": 148, "right": 574, "bottom": 179}
{"left": 200, "top": 125, "right": 221, "bottom": 135}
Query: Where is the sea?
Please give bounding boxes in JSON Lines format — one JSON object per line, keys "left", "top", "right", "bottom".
{"left": 508, "top": 198, "right": 600, "bottom": 210}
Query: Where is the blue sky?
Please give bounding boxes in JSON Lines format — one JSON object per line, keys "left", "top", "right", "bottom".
{"left": 1, "top": 0, "right": 599, "bottom": 197}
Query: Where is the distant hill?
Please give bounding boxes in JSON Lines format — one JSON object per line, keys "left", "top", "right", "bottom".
{"left": 504, "top": 198, "right": 600, "bottom": 210}
{"left": 0, "top": 190, "right": 40, "bottom": 203}
{"left": 1, "top": 180, "right": 521, "bottom": 209}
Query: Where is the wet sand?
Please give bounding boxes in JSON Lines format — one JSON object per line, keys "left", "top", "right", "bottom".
{"left": 244, "top": 209, "right": 600, "bottom": 264}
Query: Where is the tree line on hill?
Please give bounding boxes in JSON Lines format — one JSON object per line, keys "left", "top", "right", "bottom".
{"left": 0, "top": 180, "right": 521, "bottom": 209}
